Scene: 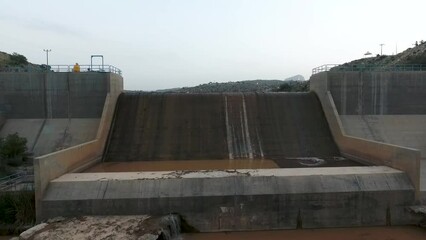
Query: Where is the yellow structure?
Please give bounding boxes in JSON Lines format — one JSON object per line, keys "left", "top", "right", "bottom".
{"left": 73, "top": 63, "right": 80, "bottom": 72}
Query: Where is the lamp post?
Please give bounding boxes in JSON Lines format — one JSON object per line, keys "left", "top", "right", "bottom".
{"left": 43, "top": 49, "right": 51, "bottom": 65}
{"left": 379, "top": 44, "right": 385, "bottom": 55}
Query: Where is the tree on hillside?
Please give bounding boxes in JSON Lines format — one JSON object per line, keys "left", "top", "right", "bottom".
{"left": 275, "top": 81, "right": 310, "bottom": 92}
{"left": 8, "top": 52, "right": 28, "bottom": 66}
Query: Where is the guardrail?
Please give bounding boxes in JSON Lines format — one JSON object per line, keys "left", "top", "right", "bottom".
{"left": 312, "top": 64, "right": 426, "bottom": 75}
{"left": 49, "top": 64, "right": 122, "bottom": 75}
{"left": 312, "top": 64, "right": 340, "bottom": 74}
{"left": 0, "top": 64, "right": 122, "bottom": 75}
{"left": 0, "top": 172, "right": 34, "bottom": 191}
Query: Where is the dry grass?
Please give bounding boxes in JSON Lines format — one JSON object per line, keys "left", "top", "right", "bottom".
{"left": 0, "top": 190, "right": 35, "bottom": 226}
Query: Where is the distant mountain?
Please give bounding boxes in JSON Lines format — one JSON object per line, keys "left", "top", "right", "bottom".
{"left": 284, "top": 74, "right": 305, "bottom": 81}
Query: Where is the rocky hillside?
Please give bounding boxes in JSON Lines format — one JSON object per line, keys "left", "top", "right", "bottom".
{"left": 0, "top": 51, "right": 45, "bottom": 72}
{"left": 336, "top": 41, "right": 426, "bottom": 69}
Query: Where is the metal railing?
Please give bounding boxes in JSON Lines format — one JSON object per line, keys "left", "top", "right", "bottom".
{"left": 312, "top": 64, "right": 426, "bottom": 75}
{"left": 0, "top": 171, "right": 34, "bottom": 191}
{"left": 48, "top": 64, "right": 122, "bottom": 75}
{"left": 312, "top": 64, "right": 340, "bottom": 74}
{"left": 0, "top": 64, "right": 122, "bottom": 75}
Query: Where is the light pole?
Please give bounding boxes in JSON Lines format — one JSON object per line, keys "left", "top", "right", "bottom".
{"left": 43, "top": 49, "right": 51, "bottom": 65}
{"left": 379, "top": 44, "right": 385, "bottom": 55}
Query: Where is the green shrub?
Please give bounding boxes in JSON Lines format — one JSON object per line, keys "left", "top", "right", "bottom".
{"left": 0, "top": 133, "right": 27, "bottom": 162}
{"left": 8, "top": 53, "right": 28, "bottom": 66}
{"left": 405, "top": 55, "right": 426, "bottom": 64}
{"left": 275, "top": 80, "right": 310, "bottom": 92}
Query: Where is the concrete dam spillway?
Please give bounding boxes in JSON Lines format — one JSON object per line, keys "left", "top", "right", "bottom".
{"left": 101, "top": 91, "right": 357, "bottom": 168}
{"left": 36, "top": 73, "right": 420, "bottom": 230}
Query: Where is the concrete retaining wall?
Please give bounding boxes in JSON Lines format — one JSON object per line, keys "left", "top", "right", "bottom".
{"left": 34, "top": 73, "right": 123, "bottom": 222}
{"left": 41, "top": 167, "right": 417, "bottom": 231}
{"left": 310, "top": 72, "right": 421, "bottom": 197}
{"left": 340, "top": 115, "right": 426, "bottom": 159}
{"left": 0, "top": 118, "right": 100, "bottom": 156}
{"left": 328, "top": 71, "right": 426, "bottom": 115}
{"left": 0, "top": 72, "right": 109, "bottom": 118}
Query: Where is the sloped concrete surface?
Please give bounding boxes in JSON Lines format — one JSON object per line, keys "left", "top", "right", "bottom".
{"left": 42, "top": 166, "right": 417, "bottom": 231}
{"left": 0, "top": 118, "right": 100, "bottom": 156}
{"left": 0, "top": 119, "right": 44, "bottom": 151}
{"left": 340, "top": 115, "right": 426, "bottom": 158}
{"left": 104, "top": 92, "right": 346, "bottom": 166}
{"left": 34, "top": 118, "right": 100, "bottom": 156}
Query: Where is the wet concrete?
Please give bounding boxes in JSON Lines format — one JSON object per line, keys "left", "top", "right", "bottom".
{"left": 182, "top": 226, "right": 426, "bottom": 240}
{"left": 86, "top": 157, "right": 362, "bottom": 172}
{"left": 85, "top": 159, "right": 279, "bottom": 172}
{"left": 103, "top": 92, "right": 359, "bottom": 167}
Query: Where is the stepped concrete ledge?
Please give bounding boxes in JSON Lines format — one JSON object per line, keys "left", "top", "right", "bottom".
{"left": 41, "top": 166, "right": 419, "bottom": 231}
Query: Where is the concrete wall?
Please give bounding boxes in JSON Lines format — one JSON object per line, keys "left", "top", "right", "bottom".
{"left": 340, "top": 115, "right": 426, "bottom": 159}
{"left": 0, "top": 72, "right": 45, "bottom": 118}
{"left": 41, "top": 167, "right": 417, "bottom": 231}
{"left": 0, "top": 72, "right": 118, "bottom": 156}
{"left": 34, "top": 73, "right": 123, "bottom": 222}
{"left": 0, "top": 118, "right": 100, "bottom": 156}
{"left": 0, "top": 72, "right": 109, "bottom": 118}
{"left": 310, "top": 72, "right": 421, "bottom": 197}
{"left": 328, "top": 71, "right": 426, "bottom": 115}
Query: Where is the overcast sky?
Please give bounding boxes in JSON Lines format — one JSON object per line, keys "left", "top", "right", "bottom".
{"left": 1, "top": 0, "right": 424, "bottom": 90}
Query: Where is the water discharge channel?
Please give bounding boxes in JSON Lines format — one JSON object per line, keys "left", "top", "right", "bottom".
{"left": 96, "top": 92, "right": 362, "bottom": 171}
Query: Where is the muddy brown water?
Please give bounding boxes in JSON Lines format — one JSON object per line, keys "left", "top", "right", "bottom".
{"left": 182, "top": 226, "right": 426, "bottom": 240}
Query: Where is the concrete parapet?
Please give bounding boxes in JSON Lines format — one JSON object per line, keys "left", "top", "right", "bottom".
{"left": 310, "top": 72, "right": 421, "bottom": 198}
{"left": 41, "top": 167, "right": 417, "bottom": 231}
{"left": 34, "top": 73, "right": 123, "bottom": 222}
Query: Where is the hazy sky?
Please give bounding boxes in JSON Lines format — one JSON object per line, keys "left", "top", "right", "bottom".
{"left": 1, "top": 0, "right": 424, "bottom": 90}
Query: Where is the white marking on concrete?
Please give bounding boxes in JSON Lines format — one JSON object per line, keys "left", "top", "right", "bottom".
{"left": 241, "top": 95, "right": 254, "bottom": 159}
{"left": 224, "top": 96, "right": 234, "bottom": 160}
{"left": 255, "top": 127, "right": 264, "bottom": 159}
{"left": 239, "top": 109, "right": 247, "bottom": 158}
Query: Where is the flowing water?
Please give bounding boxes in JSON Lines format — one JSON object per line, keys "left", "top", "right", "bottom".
{"left": 159, "top": 214, "right": 181, "bottom": 240}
